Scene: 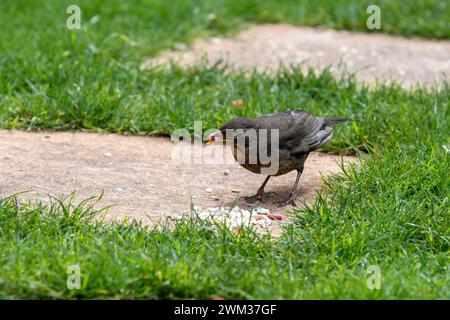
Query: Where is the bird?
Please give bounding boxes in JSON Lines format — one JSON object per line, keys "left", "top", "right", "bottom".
{"left": 207, "top": 110, "right": 347, "bottom": 206}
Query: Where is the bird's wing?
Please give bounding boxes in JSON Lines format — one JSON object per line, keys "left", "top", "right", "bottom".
{"left": 290, "top": 126, "right": 333, "bottom": 155}
{"left": 256, "top": 110, "right": 328, "bottom": 154}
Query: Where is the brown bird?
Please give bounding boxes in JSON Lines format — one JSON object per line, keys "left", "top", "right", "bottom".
{"left": 207, "top": 110, "right": 347, "bottom": 206}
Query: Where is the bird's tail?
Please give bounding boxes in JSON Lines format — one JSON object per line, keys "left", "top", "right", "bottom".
{"left": 323, "top": 117, "right": 347, "bottom": 126}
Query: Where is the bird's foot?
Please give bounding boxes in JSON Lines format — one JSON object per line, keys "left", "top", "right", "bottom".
{"left": 274, "top": 194, "right": 297, "bottom": 207}
{"left": 240, "top": 191, "right": 277, "bottom": 204}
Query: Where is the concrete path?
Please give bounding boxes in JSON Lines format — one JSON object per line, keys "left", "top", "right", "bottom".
{"left": 143, "top": 24, "right": 450, "bottom": 87}
{"left": 0, "top": 130, "right": 355, "bottom": 222}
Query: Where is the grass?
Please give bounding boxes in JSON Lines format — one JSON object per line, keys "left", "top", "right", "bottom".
{"left": 1, "top": 139, "right": 448, "bottom": 299}
{"left": 0, "top": 0, "right": 449, "bottom": 299}
{"left": 1, "top": 76, "right": 449, "bottom": 298}
{"left": 0, "top": 0, "right": 449, "bottom": 139}
{"left": 1, "top": 0, "right": 449, "bottom": 149}
{"left": 1, "top": 63, "right": 449, "bottom": 153}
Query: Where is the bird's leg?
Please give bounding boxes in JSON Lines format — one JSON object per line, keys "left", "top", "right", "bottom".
{"left": 274, "top": 169, "right": 303, "bottom": 207}
{"left": 240, "top": 176, "right": 275, "bottom": 204}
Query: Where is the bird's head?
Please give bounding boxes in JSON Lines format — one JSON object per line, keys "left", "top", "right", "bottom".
{"left": 207, "top": 118, "right": 257, "bottom": 144}
{"left": 206, "top": 129, "right": 237, "bottom": 144}
{"left": 206, "top": 130, "right": 226, "bottom": 144}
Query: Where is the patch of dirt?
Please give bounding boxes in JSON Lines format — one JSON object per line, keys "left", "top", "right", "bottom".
{"left": 0, "top": 130, "right": 356, "bottom": 224}
{"left": 142, "top": 24, "right": 450, "bottom": 87}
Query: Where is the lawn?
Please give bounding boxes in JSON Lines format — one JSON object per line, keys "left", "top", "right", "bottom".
{"left": 0, "top": 0, "right": 449, "bottom": 134}
{"left": 0, "top": 0, "right": 449, "bottom": 299}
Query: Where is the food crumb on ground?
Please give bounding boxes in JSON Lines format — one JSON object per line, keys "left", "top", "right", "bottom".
{"left": 169, "top": 206, "right": 287, "bottom": 231}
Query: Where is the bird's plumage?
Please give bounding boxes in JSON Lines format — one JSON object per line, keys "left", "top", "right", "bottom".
{"left": 219, "top": 110, "right": 347, "bottom": 206}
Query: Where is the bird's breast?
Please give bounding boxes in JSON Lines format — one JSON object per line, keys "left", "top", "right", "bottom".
{"left": 232, "top": 144, "right": 301, "bottom": 176}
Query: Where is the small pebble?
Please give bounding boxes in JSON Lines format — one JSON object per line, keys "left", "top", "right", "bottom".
{"left": 253, "top": 207, "right": 270, "bottom": 215}
{"left": 205, "top": 188, "right": 213, "bottom": 193}
{"left": 224, "top": 169, "right": 230, "bottom": 175}
{"left": 104, "top": 152, "right": 112, "bottom": 157}
{"left": 211, "top": 37, "right": 222, "bottom": 45}
{"left": 231, "top": 189, "right": 240, "bottom": 193}
{"left": 340, "top": 45, "right": 348, "bottom": 53}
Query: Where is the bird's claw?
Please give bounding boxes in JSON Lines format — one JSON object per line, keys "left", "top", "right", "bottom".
{"left": 274, "top": 194, "right": 297, "bottom": 207}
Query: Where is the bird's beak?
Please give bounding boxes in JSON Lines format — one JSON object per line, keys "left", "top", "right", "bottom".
{"left": 206, "top": 130, "right": 223, "bottom": 144}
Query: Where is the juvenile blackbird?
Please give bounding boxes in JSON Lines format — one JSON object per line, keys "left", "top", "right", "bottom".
{"left": 208, "top": 110, "right": 347, "bottom": 206}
